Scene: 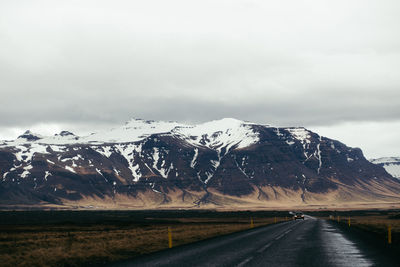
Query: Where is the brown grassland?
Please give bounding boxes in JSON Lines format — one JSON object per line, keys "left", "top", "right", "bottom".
{"left": 2, "top": 209, "right": 399, "bottom": 266}
{"left": 0, "top": 211, "right": 288, "bottom": 267}
{"left": 336, "top": 215, "right": 400, "bottom": 235}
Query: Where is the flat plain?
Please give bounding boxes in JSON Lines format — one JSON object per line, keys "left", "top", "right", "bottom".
{"left": 0, "top": 210, "right": 288, "bottom": 267}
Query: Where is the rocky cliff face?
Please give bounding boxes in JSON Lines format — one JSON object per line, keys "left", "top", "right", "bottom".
{"left": 1, "top": 118, "right": 399, "bottom": 209}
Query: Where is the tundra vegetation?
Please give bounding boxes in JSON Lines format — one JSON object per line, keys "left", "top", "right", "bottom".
{"left": 0, "top": 210, "right": 288, "bottom": 267}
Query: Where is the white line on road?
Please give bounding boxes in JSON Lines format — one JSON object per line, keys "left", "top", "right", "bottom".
{"left": 255, "top": 224, "right": 298, "bottom": 255}
{"left": 284, "top": 229, "right": 292, "bottom": 235}
{"left": 257, "top": 242, "right": 272, "bottom": 253}
{"left": 237, "top": 256, "right": 254, "bottom": 267}
{"left": 274, "top": 226, "right": 295, "bottom": 240}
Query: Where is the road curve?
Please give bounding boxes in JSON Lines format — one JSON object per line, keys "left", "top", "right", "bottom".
{"left": 108, "top": 217, "right": 397, "bottom": 267}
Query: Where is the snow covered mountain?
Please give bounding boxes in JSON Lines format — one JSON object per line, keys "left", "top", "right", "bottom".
{"left": 370, "top": 157, "right": 400, "bottom": 179}
{"left": 1, "top": 118, "right": 399, "bottom": 209}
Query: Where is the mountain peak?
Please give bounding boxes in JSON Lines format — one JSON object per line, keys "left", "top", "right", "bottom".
{"left": 58, "top": 131, "right": 76, "bottom": 137}
{"left": 124, "top": 118, "right": 181, "bottom": 127}
{"left": 17, "top": 130, "right": 42, "bottom": 141}
{"left": 211, "top": 117, "right": 244, "bottom": 124}
{"left": 370, "top": 157, "right": 400, "bottom": 164}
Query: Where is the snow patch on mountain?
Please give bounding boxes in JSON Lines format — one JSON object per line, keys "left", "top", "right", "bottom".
{"left": 233, "top": 155, "right": 250, "bottom": 178}
{"left": 20, "top": 165, "right": 33, "bottom": 178}
{"left": 130, "top": 164, "right": 141, "bottom": 182}
{"left": 49, "top": 145, "right": 66, "bottom": 152}
{"left": 173, "top": 118, "right": 259, "bottom": 154}
{"left": 286, "top": 127, "right": 311, "bottom": 144}
{"left": 44, "top": 171, "right": 52, "bottom": 181}
{"left": 13, "top": 144, "right": 49, "bottom": 163}
{"left": 1, "top": 119, "right": 260, "bottom": 156}
{"left": 94, "top": 146, "right": 113, "bottom": 158}
{"left": 371, "top": 157, "right": 400, "bottom": 165}
{"left": 114, "top": 143, "right": 143, "bottom": 181}
{"left": 83, "top": 119, "right": 186, "bottom": 144}
{"left": 190, "top": 148, "right": 198, "bottom": 168}
{"left": 65, "top": 166, "right": 76, "bottom": 173}
{"left": 317, "top": 136, "right": 322, "bottom": 174}
{"left": 382, "top": 164, "right": 400, "bottom": 179}
{"left": 152, "top": 148, "right": 173, "bottom": 178}
{"left": 370, "top": 157, "right": 400, "bottom": 178}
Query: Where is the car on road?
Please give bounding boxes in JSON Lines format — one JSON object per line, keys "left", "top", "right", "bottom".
{"left": 294, "top": 212, "right": 305, "bottom": 220}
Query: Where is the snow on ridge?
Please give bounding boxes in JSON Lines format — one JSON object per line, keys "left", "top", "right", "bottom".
{"left": 94, "top": 146, "right": 113, "bottom": 158}
{"left": 84, "top": 119, "right": 187, "bottom": 144}
{"left": 286, "top": 127, "right": 312, "bottom": 144}
{"left": 1, "top": 118, "right": 262, "bottom": 150}
{"left": 13, "top": 144, "right": 49, "bottom": 163}
{"left": 382, "top": 164, "right": 400, "bottom": 179}
{"left": 370, "top": 157, "right": 400, "bottom": 179}
{"left": 370, "top": 157, "right": 400, "bottom": 164}
{"left": 173, "top": 118, "right": 259, "bottom": 153}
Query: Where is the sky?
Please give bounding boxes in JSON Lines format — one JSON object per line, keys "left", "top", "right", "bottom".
{"left": 0, "top": 0, "right": 399, "bottom": 158}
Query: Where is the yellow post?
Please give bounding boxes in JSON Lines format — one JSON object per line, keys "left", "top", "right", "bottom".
{"left": 388, "top": 225, "right": 392, "bottom": 244}
{"left": 168, "top": 227, "right": 172, "bottom": 248}
{"left": 348, "top": 217, "right": 351, "bottom": 227}
{"left": 250, "top": 217, "right": 254, "bottom": 228}
{"left": 274, "top": 217, "right": 277, "bottom": 224}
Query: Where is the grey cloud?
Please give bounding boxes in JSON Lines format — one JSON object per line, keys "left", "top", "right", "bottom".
{"left": 1, "top": 0, "right": 400, "bottom": 157}
{"left": 1, "top": 93, "right": 399, "bottom": 129}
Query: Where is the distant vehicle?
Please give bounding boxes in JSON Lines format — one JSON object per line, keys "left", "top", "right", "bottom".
{"left": 294, "top": 212, "right": 305, "bottom": 220}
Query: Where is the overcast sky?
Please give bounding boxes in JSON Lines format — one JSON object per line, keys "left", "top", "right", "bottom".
{"left": 1, "top": 0, "right": 399, "bottom": 158}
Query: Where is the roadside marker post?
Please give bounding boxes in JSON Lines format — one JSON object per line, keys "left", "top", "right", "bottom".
{"left": 168, "top": 227, "right": 173, "bottom": 248}
{"left": 250, "top": 217, "right": 254, "bottom": 228}
{"left": 388, "top": 225, "right": 392, "bottom": 245}
{"left": 348, "top": 217, "right": 351, "bottom": 227}
{"left": 274, "top": 217, "right": 277, "bottom": 224}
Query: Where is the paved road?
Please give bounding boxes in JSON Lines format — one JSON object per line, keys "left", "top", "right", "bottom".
{"left": 109, "top": 217, "right": 397, "bottom": 267}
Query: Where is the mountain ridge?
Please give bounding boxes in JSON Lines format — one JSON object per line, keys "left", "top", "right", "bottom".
{"left": 1, "top": 118, "right": 399, "bottom": 209}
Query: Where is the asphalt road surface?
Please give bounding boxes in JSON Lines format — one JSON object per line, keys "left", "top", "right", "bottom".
{"left": 109, "top": 216, "right": 397, "bottom": 267}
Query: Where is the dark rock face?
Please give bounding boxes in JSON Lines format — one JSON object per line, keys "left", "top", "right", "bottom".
{"left": 58, "top": 131, "right": 75, "bottom": 137}
{"left": 17, "top": 130, "right": 42, "bottom": 141}
{"left": 0, "top": 119, "right": 398, "bottom": 207}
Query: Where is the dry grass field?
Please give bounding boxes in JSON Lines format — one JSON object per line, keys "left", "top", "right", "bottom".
{"left": 0, "top": 211, "right": 288, "bottom": 267}
{"left": 336, "top": 214, "right": 400, "bottom": 234}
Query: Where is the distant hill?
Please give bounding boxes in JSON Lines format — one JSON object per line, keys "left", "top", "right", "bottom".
{"left": 1, "top": 118, "right": 399, "bottom": 209}
{"left": 370, "top": 157, "right": 400, "bottom": 179}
